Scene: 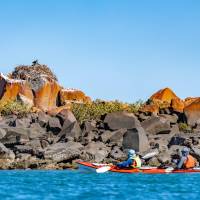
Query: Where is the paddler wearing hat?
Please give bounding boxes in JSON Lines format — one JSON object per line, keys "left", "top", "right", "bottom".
{"left": 177, "top": 147, "right": 197, "bottom": 169}
{"left": 116, "top": 149, "right": 141, "bottom": 169}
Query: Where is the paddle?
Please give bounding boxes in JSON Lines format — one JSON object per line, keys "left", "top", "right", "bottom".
{"left": 96, "top": 166, "right": 112, "bottom": 173}
{"left": 96, "top": 151, "right": 159, "bottom": 173}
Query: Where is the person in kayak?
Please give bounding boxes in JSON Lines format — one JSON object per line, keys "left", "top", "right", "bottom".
{"left": 177, "top": 147, "right": 196, "bottom": 169}
{"left": 116, "top": 149, "right": 141, "bottom": 169}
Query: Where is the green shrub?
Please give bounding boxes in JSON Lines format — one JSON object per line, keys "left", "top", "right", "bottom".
{"left": 178, "top": 123, "right": 192, "bottom": 133}
{"left": 0, "top": 100, "right": 31, "bottom": 117}
{"left": 71, "top": 99, "right": 144, "bottom": 124}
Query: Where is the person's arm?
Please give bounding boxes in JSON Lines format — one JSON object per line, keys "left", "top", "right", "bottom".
{"left": 177, "top": 157, "right": 186, "bottom": 169}
{"left": 116, "top": 159, "right": 132, "bottom": 168}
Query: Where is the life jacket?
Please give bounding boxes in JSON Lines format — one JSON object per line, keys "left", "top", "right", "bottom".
{"left": 184, "top": 155, "right": 196, "bottom": 169}
{"left": 131, "top": 156, "right": 142, "bottom": 168}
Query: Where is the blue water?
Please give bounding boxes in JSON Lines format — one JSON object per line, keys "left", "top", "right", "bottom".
{"left": 0, "top": 169, "right": 200, "bottom": 200}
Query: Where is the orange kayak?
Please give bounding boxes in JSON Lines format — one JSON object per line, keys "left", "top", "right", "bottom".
{"left": 77, "top": 161, "right": 200, "bottom": 174}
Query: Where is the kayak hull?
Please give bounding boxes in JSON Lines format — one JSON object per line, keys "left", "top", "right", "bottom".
{"left": 77, "top": 161, "right": 200, "bottom": 174}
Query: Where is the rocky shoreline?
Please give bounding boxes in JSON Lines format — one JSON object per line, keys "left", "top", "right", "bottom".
{"left": 0, "top": 63, "right": 200, "bottom": 170}
{"left": 0, "top": 108, "right": 199, "bottom": 170}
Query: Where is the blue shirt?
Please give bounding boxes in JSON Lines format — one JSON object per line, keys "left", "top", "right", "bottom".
{"left": 116, "top": 159, "right": 133, "bottom": 168}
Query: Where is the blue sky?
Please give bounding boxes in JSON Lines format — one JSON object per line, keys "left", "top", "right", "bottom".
{"left": 0, "top": 0, "right": 200, "bottom": 102}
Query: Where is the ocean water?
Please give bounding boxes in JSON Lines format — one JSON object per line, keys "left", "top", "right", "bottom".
{"left": 0, "top": 169, "right": 200, "bottom": 200}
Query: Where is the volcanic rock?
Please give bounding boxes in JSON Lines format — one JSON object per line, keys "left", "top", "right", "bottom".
{"left": 44, "top": 142, "right": 83, "bottom": 163}
{"left": 104, "top": 111, "right": 140, "bottom": 130}
{"left": 141, "top": 116, "right": 171, "bottom": 135}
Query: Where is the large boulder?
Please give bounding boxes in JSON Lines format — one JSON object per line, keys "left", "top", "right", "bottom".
{"left": 44, "top": 142, "right": 83, "bottom": 162}
{"left": 0, "top": 128, "right": 6, "bottom": 139}
{"left": 85, "top": 141, "right": 110, "bottom": 162}
{"left": 0, "top": 126, "right": 46, "bottom": 145}
{"left": 141, "top": 116, "right": 171, "bottom": 135}
{"left": 59, "top": 110, "right": 77, "bottom": 128}
{"left": 0, "top": 142, "right": 15, "bottom": 162}
{"left": 122, "top": 128, "right": 150, "bottom": 153}
{"left": 57, "top": 122, "right": 82, "bottom": 142}
{"left": 184, "top": 98, "right": 200, "bottom": 126}
{"left": 14, "top": 117, "right": 32, "bottom": 128}
{"left": 110, "top": 146, "right": 126, "bottom": 161}
{"left": 10, "top": 64, "right": 61, "bottom": 112}
{"left": 104, "top": 111, "right": 140, "bottom": 130}
{"left": 101, "top": 129, "right": 127, "bottom": 146}
{"left": 143, "top": 87, "right": 184, "bottom": 113}
{"left": 47, "top": 117, "right": 62, "bottom": 134}
{"left": 150, "top": 87, "right": 179, "bottom": 104}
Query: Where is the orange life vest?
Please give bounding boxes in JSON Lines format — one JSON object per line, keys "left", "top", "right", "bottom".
{"left": 184, "top": 155, "right": 196, "bottom": 169}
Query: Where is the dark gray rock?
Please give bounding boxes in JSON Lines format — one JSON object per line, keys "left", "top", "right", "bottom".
{"left": 85, "top": 141, "right": 110, "bottom": 162}
{"left": 191, "top": 147, "right": 200, "bottom": 161}
{"left": 82, "top": 131, "right": 97, "bottom": 146}
{"left": 104, "top": 111, "right": 140, "bottom": 130}
{"left": 141, "top": 116, "right": 171, "bottom": 135}
{"left": 110, "top": 146, "right": 126, "bottom": 161}
{"left": 100, "top": 130, "right": 113, "bottom": 143}
{"left": 0, "top": 127, "right": 30, "bottom": 145}
{"left": 13, "top": 145, "right": 34, "bottom": 155}
{"left": 0, "top": 115, "right": 17, "bottom": 127}
{"left": 122, "top": 127, "right": 150, "bottom": 153}
{"left": 99, "top": 129, "right": 127, "bottom": 147}
{"left": 38, "top": 112, "right": 50, "bottom": 127}
{"left": 56, "top": 109, "right": 76, "bottom": 126}
{"left": 61, "top": 110, "right": 77, "bottom": 129}
{"left": 0, "top": 142, "right": 15, "bottom": 161}
{"left": 44, "top": 142, "right": 83, "bottom": 163}
{"left": 168, "top": 135, "right": 191, "bottom": 147}
{"left": 57, "top": 122, "right": 82, "bottom": 142}
{"left": 48, "top": 117, "right": 62, "bottom": 134}
{"left": 158, "top": 114, "right": 178, "bottom": 124}
{"left": 14, "top": 118, "right": 31, "bottom": 128}
{"left": 82, "top": 120, "right": 97, "bottom": 133}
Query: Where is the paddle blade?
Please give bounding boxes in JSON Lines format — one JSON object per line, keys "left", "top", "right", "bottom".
{"left": 96, "top": 166, "right": 111, "bottom": 173}
{"left": 142, "top": 151, "right": 159, "bottom": 160}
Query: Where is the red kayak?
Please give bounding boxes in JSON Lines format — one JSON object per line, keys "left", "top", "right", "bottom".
{"left": 77, "top": 161, "right": 200, "bottom": 174}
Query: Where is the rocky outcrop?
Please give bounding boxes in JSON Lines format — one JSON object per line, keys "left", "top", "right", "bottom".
{"left": 141, "top": 88, "right": 185, "bottom": 114}
{"left": 0, "top": 107, "right": 198, "bottom": 169}
{"left": 0, "top": 63, "right": 91, "bottom": 112}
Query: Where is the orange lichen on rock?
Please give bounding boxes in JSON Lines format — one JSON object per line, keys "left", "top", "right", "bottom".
{"left": 34, "top": 79, "right": 61, "bottom": 112}
{"left": 140, "top": 104, "right": 159, "bottom": 114}
{"left": 0, "top": 73, "right": 34, "bottom": 106}
{"left": 148, "top": 87, "right": 184, "bottom": 113}
{"left": 48, "top": 105, "right": 71, "bottom": 116}
{"left": 171, "top": 98, "right": 185, "bottom": 113}
{"left": 184, "top": 97, "right": 199, "bottom": 107}
{"left": 59, "top": 89, "right": 91, "bottom": 105}
{"left": 150, "top": 88, "right": 179, "bottom": 103}
{"left": 184, "top": 98, "right": 200, "bottom": 126}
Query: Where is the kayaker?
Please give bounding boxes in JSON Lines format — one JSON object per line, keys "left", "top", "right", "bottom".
{"left": 116, "top": 149, "right": 141, "bottom": 169}
{"left": 177, "top": 147, "right": 196, "bottom": 169}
